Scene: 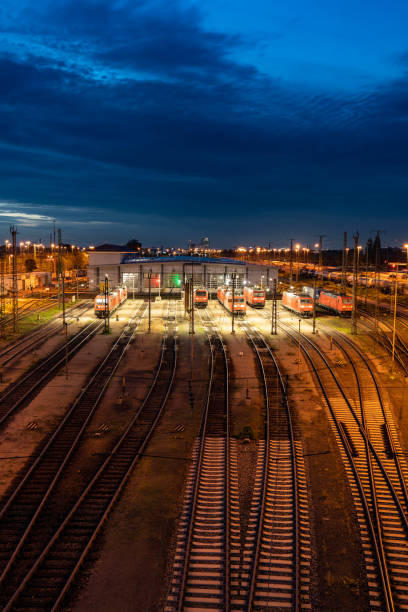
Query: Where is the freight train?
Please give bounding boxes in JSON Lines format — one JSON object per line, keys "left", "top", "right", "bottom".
{"left": 193, "top": 288, "right": 208, "bottom": 308}
{"left": 94, "top": 285, "right": 127, "bottom": 318}
{"left": 282, "top": 291, "right": 313, "bottom": 317}
{"left": 217, "top": 286, "right": 246, "bottom": 315}
{"left": 244, "top": 285, "right": 266, "bottom": 308}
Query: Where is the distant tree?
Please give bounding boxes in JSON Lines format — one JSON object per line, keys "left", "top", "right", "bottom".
{"left": 25, "top": 258, "right": 37, "bottom": 272}
{"left": 126, "top": 239, "right": 141, "bottom": 251}
{"left": 63, "top": 251, "right": 88, "bottom": 271}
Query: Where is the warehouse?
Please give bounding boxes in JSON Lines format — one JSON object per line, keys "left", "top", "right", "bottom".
{"left": 87, "top": 252, "right": 278, "bottom": 295}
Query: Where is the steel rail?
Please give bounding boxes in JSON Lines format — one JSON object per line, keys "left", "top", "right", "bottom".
{"left": 357, "top": 311, "right": 408, "bottom": 375}
{"left": 280, "top": 320, "right": 408, "bottom": 531}
{"left": 280, "top": 320, "right": 394, "bottom": 612}
{"left": 332, "top": 332, "right": 408, "bottom": 514}
{"left": 0, "top": 298, "right": 55, "bottom": 330}
{"left": 241, "top": 320, "right": 301, "bottom": 612}
{"left": 2, "top": 301, "right": 178, "bottom": 611}
{"left": 0, "top": 303, "right": 147, "bottom": 590}
{"left": 175, "top": 312, "right": 215, "bottom": 612}
{"left": 0, "top": 301, "right": 93, "bottom": 365}
{"left": 0, "top": 319, "right": 103, "bottom": 427}
{"left": 179, "top": 307, "right": 230, "bottom": 611}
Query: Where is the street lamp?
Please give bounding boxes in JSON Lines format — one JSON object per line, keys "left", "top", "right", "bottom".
{"left": 404, "top": 244, "right": 408, "bottom": 265}
{"left": 295, "top": 244, "right": 300, "bottom": 282}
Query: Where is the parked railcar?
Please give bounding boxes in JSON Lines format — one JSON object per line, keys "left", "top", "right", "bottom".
{"left": 193, "top": 288, "right": 208, "bottom": 308}
{"left": 244, "top": 285, "right": 266, "bottom": 308}
{"left": 318, "top": 291, "right": 352, "bottom": 316}
{"left": 94, "top": 285, "right": 127, "bottom": 318}
{"left": 302, "top": 285, "right": 322, "bottom": 299}
{"left": 282, "top": 291, "right": 313, "bottom": 317}
{"left": 217, "top": 286, "right": 246, "bottom": 316}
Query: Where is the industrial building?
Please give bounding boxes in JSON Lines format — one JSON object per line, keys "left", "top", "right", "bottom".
{"left": 87, "top": 251, "right": 278, "bottom": 295}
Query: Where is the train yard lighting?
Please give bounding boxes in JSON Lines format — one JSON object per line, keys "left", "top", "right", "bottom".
{"left": 404, "top": 244, "right": 408, "bottom": 264}
{"left": 295, "top": 245, "right": 300, "bottom": 282}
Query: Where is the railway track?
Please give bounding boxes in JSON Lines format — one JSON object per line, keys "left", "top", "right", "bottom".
{"left": 0, "top": 301, "right": 93, "bottom": 367}
{"left": 166, "top": 308, "right": 232, "bottom": 611}
{"left": 0, "top": 299, "right": 178, "bottom": 610}
{"left": 0, "top": 318, "right": 104, "bottom": 428}
{"left": 0, "top": 298, "right": 55, "bottom": 333}
{"left": 280, "top": 319, "right": 408, "bottom": 611}
{"left": 357, "top": 310, "right": 408, "bottom": 376}
{"left": 234, "top": 319, "right": 311, "bottom": 611}
{"left": 167, "top": 306, "right": 311, "bottom": 611}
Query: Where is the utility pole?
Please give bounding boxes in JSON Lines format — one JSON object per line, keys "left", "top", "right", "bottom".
{"left": 148, "top": 269, "right": 152, "bottom": 332}
{"left": 53, "top": 220, "right": 56, "bottom": 251}
{"left": 10, "top": 226, "right": 18, "bottom": 333}
{"left": 374, "top": 230, "right": 382, "bottom": 335}
{"left": 0, "top": 252, "right": 4, "bottom": 323}
{"left": 318, "top": 235, "right": 327, "bottom": 281}
{"left": 341, "top": 231, "right": 347, "bottom": 291}
{"left": 190, "top": 264, "right": 195, "bottom": 335}
{"left": 58, "top": 229, "right": 66, "bottom": 326}
{"left": 271, "top": 278, "right": 277, "bottom": 334}
{"left": 351, "top": 232, "right": 359, "bottom": 334}
{"left": 364, "top": 241, "right": 369, "bottom": 306}
{"left": 231, "top": 272, "right": 236, "bottom": 334}
{"left": 289, "top": 238, "right": 294, "bottom": 284}
{"left": 297, "top": 318, "right": 302, "bottom": 374}
{"left": 312, "top": 279, "right": 317, "bottom": 334}
{"left": 104, "top": 274, "right": 110, "bottom": 334}
{"left": 391, "top": 263, "right": 399, "bottom": 371}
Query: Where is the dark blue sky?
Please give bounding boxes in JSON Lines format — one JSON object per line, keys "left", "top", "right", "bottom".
{"left": 0, "top": 0, "right": 407, "bottom": 248}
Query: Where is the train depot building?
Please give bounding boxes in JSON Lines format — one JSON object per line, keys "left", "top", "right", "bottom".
{"left": 87, "top": 251, "right": 278, "bottom": 296}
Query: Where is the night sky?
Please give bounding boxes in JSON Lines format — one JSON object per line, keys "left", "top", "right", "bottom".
{"left": 0, "top": 0, "right": 407, "bottom": 248}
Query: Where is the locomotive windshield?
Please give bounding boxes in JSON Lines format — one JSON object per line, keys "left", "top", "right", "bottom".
{"left": 254, "top": 291, "right": 264, "bottom": 296}
{"left": 300, "top": 299, "right": 312, "bottom": 304}
{"left": 195, "top": 291, "right": 207, "bottom": 296}
{"left": 96, "top": 298, "right": 107, "bottom": 304}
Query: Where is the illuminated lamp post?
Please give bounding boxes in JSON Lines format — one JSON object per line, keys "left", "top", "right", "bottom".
{"left": 314, "top": 243, "right": 319, "bottom": 279}
{"left": 295, "top": 244, "right": 300, "bottom": 282}
{"left": 404, "top": 244, "right": 408, "bottom": 265}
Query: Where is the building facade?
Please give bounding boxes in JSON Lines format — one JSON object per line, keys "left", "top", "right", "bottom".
{"left": 87, "top": 253, "right": 278, "bottom": 295}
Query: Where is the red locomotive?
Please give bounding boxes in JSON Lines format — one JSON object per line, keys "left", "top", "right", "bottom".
{"left": 244, "top": 285, "right": 266, "bottom": 308}
{"left": 318, "top": 291, "right": 352, "bottom": 316}
{"left": 193, "top": 288, "right": 208, "bottom": 308}
{"left": 94, "top": 285, "right": 127, "bottom": 318}
{"left": 282, "top": 291, "right": 313, "bottom": 317}
{"left": 217, "top": 286, "right": 246, "bottom": 315}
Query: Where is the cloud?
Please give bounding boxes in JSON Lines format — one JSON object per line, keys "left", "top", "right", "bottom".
{"left": 0, "top": 0, "right": 407, "bottom": 245}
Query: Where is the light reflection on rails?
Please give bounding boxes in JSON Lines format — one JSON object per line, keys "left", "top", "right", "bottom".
{"left": 280, "top": 318, "right": 408, "bottom": 611}
{"left": 235, "top": 319, "right": 311, "bottom": 611}
{"left": 0, "top": 300, "right": 178, "bottom": 610}
{"left": 166, "top": 307, "right": 231, "bottom": 611}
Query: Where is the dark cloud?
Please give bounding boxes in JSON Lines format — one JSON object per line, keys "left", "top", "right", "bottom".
{"left": 0, "top": 0, "right": 407, "bottom": 245}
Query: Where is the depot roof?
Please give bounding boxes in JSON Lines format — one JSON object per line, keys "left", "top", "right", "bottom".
{"left": 120, "top": 255, "right": 247, "bottom": 265}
